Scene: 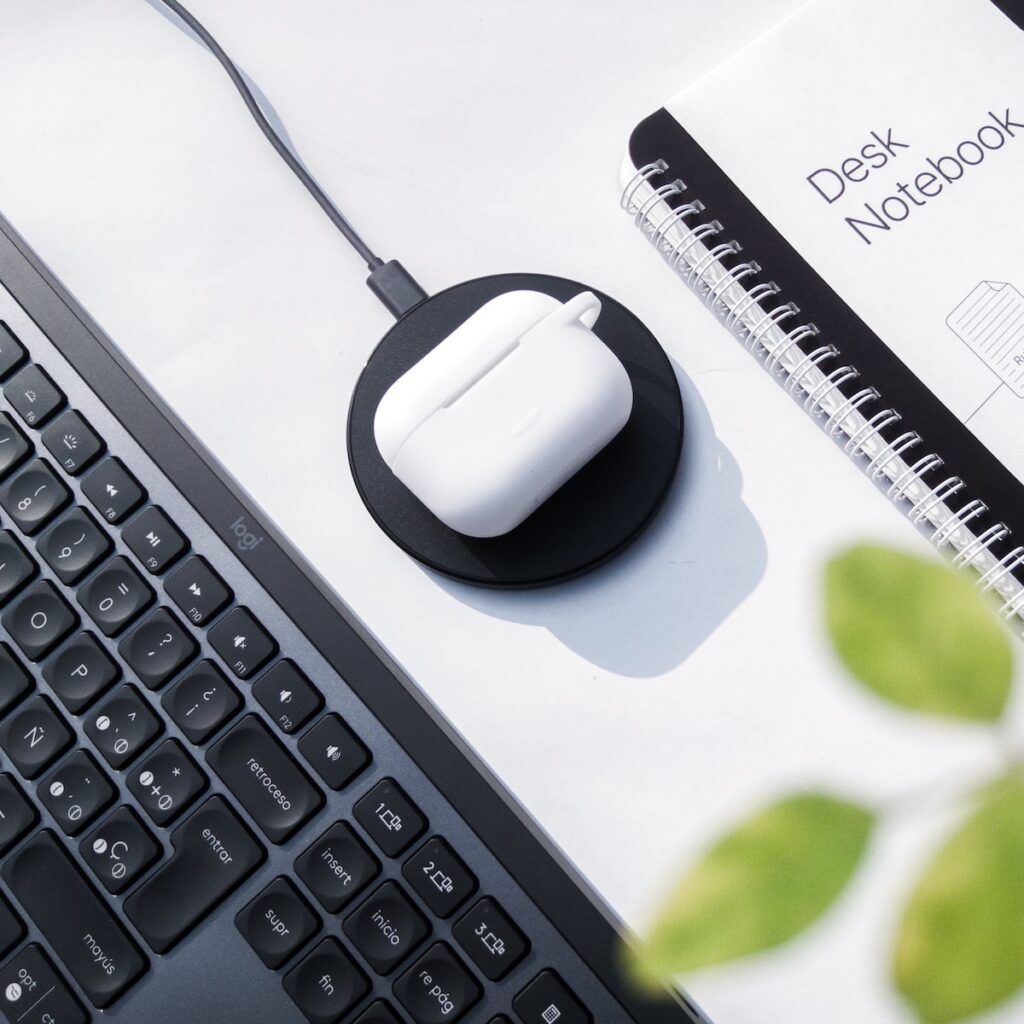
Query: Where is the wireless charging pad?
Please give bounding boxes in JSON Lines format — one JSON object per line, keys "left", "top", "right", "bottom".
{"left": 348, "top": 273, "right": 683, "bottom": 588}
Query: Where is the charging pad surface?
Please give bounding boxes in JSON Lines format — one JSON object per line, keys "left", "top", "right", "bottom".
{"left": 348, "top": 274, "right": 683, "bottom": 588}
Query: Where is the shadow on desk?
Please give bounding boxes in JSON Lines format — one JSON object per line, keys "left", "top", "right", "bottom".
{"left": 435, "top": 361, "right": 766, "bottom": 677}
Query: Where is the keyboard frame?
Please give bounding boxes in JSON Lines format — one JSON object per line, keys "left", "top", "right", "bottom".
{"left": 0, "top": 210, "right": 704, "bottom": 1024}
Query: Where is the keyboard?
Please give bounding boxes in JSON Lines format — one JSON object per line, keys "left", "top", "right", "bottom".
{"left": 0, "top": 212, "right": 702, "bottom": 1024}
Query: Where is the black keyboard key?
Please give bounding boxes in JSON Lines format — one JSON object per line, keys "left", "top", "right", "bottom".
{"left": 6, "top": 364, "right": 64, "bottom": 426}
{"left": 0, "top": 324, "right": 27, "bottom": 379}
{"left": 394, "top": 943, "right": 481, "bottom": 1024}
{"left": 295, "top": 822, "right": 380, "bottom": 912}
{"left": 86, "top": 684, "right": 161, "bottom": 768}
{"left": 122, "top": 505, "right": 188, "bottom": 573}
{"left": 209, "top": 606, "right": 276, "bottom": 679}
{"left": 207, "top": 715, "right": 323, "bottom": 843}
{"left": 162, "top": 659, "right": 240, "bottom": 744}
{"left": 236, "top": 876, "right": 319, "bottom": 969}
{"left": 454, "top": 897, "right": 529, "bottom": 981}
{"left": 513, "top": 971, "right": 591, "bottom": 1024}
{"left": 253, "top": 660, "right": 322, "bottom": 734}
{"left": 0, "top": 774, "right": 36, "bottom": 854}
{"left": 82, "top": 806, "right": 160, "bottom": 894}
{"left": 81, "top": 457, "right": 144, "bottom": 523}
{"left": 0, "top": 459, "right": 70, "bottom": 534}
{"left": 39, "top": 749, "right": 114, "bottom": 835}
{"left": 0, "top": 894, "right": 22, "bottom": 959}
{"left": 0, "top": 643, "right": 32, "bottom": 717}
{"left": 44, "top": 631, "right": 119, "bottom": 712}
{"left": 4, "top": 830, "right": 147, "bottom": 1007}
{"left": 355, "top": 779, "right": 426, "bottom": 857}
{"left": 0, "top": 412, "right": 30, "bottom": 478}
{"left": 0, "top": 695, "right": 73, "bottom": 778}
{"left": 41, "top": 409, "right": 104, "bottom": 475}
{"left": 125, "top": 795, "right": 264, "bottom": 953}
{"left": 37, "top": 507, "right": 110, "bottom": 584}
{"left": 2, "top": 580, "right": 78, "bottom": 661}
{"left": 403, "top": 838, "right": 477, "bottom": 919}
{"left": 128, "top": 738, "right": 206, "bottom": 826}
{"left": 0, "top": 945, "right": 87, "bottom": 1024}
{"left": 344, "top": 881, "right": 429, "bottom": 975}
{"left": 355, "top": 1002, "right": 403, "bottom": 1024}
{"left": 164, "top": 555, "right": 231, "bottom": 626}
{"left": 283, "top": 937, "right": 369, "bottom": 1024}
{"left": 118, "top": 607, "right": 196, "bottom": 690}
{"left": 299, "top": 714, "right": 370, "bottom": 791}
{"left": 78, "top": 555, "right": 153, "bottom": 636}
{"left": 0, "top": 530, "right": 34, "bottom": 602}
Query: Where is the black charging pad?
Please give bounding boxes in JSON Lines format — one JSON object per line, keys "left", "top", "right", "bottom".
{"left": 348, "top": 273, "right": 683, "bottom": 587}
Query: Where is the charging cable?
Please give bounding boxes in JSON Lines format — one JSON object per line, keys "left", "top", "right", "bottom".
{"left": 153, "top": 0, "right": 427, "bottom": 318}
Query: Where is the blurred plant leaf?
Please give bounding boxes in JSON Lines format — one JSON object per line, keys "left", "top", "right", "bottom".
{"left": 895, "top": 774, "right": 1024, "bottom": 1023}
{"left": 825, "top": 544, "right": 1012, "bottom": 721}
{"left": 629, "top": 792, "right": 873, "bottom": 986}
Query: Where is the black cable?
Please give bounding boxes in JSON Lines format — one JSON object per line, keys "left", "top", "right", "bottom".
{"left": 153, "top": 0, "right": 427, "bottom": 316}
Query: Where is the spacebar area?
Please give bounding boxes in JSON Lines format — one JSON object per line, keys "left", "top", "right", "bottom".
{"left": 2, "top": 829, "right": 147, "bottom": 1008}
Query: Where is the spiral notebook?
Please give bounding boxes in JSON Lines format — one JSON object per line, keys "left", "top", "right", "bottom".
{"left": 622, "top": 0, "right": 1024, "bottom": 626}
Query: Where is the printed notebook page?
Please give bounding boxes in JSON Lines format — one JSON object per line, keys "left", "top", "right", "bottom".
{"left": 665, "top": 0, "right": 1024, "bottom": 484}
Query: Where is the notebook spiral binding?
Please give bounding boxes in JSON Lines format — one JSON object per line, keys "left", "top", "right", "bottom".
{"left": 622, "top": 160, "right": 1024, "bottom": 627}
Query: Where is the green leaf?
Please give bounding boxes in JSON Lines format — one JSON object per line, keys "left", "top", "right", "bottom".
{"left": 895, "top": 774, "right": 1024, "bottom": 1024}
{"left": 824, "top": 544, "right": 1013, "bottom": 721}
{"left": 629, "top": 792, "right": 873, "bottom": 986}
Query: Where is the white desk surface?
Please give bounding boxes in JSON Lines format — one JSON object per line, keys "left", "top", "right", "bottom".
{"left": 1, "top": 4, "right": 1018, "bottom": 1022}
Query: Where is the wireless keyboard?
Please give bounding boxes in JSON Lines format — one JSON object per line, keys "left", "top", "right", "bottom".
{"left": 0, "top": 212, "right": 702, "bottom": 1024}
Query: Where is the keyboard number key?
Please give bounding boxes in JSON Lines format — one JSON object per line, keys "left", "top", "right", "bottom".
{"left": 0, "top": 459, "right": 70, "bottom": 534}
{"left": 403, "top": 838, "right": 477, "bottom": 918}
{"left": 0, "top": 412, "right": 30, "bottom": 478}
{"left": 354, "top": 778, "right": 426, "bottom": 857}
{"left": 453, "top": 897, "right": 529, "bottom": 981}
{"left": 78, "top": 555, "right": 154, "bottom": 636}
{"left": 37, "top": 507, "right": 111, "bottom": 584}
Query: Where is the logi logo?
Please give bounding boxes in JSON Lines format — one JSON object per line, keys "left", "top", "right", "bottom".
{"left": 230, "top": 516, "right": 264, "bottom": 553}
